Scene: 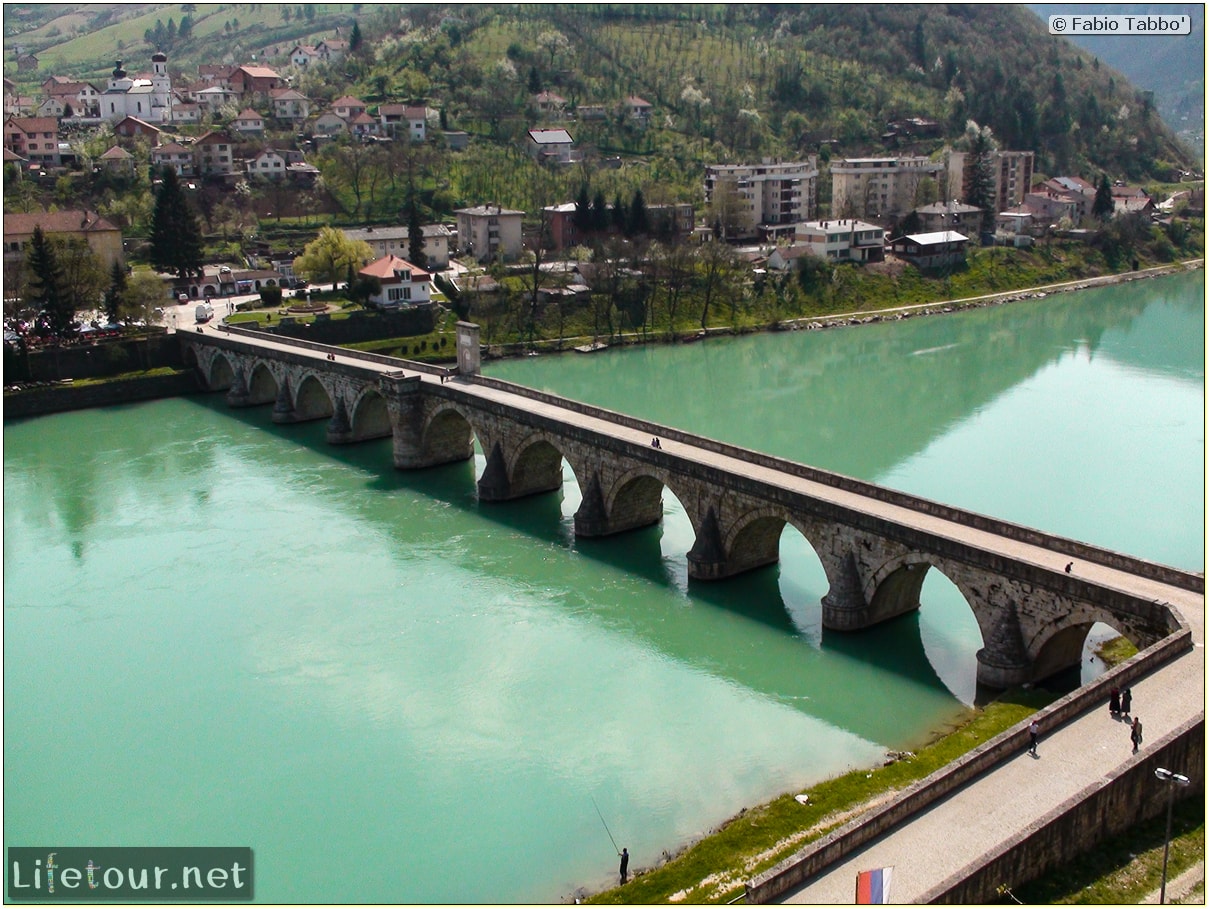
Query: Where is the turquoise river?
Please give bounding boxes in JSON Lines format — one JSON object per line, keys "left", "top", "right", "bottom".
{"left": 3, "top": 270, "right": 1203, "bottom": 903}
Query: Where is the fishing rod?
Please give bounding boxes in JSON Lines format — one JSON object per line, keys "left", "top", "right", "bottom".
{"left": 590, "top": 795, "right": 620, "bottom": 854}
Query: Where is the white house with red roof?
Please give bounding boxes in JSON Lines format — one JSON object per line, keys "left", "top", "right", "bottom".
{"left": 358, "top": 254, "right": 431, "bottom": 309}
{"left": 331, "top": 95, "right": 367, "bottom": 120}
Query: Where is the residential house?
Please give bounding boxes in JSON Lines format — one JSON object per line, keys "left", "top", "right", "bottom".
{"left": 996, "top": 207, "right": 1036, "bottom": 236}
{"left": 17, "top": 53, "right": 38, "bottom": 72}
{"left": 286, "top": 161, "right": 321, "bottom": 187}
{"left": 228, "top": 65, "right": 283, "bottom": 98}
{"left": 442, "top": 130, "right": 469, "bottom": 150}
{"left": 704, "top": 159, "right": 820, "bottom": 241}
{"left": 454, "top": 204, "right": 525, "bottom": 262}
{"left": 316, "top": 39, "right": 348, "bottom": 63}
{"left": 378, "top": 103, "right": 426, "bottom": 141}
{"left": 270, "top": 88, "right": 310, "bottom": 122}
{"left": 532, "top": 91, "right": 567, "bottom": 119}
{"left": 113, "top": 115, "right": 162, "bottom": 147}
{"left": 622, "top": 95, "right": 653, "bottom": 121}
{"left": 195, "top": 84, "right": 240, "bottom": 112}
{"left": 231, "top": 108, "right": 265, "bottom": 135}
{"left": 528, "top": 128, "right": 576, "bottom": 164}
{"left": 331, "top": 95, "right": 367, "bottom": 121}
{"left": 4, "top": 145, "right": 27, "bottom": 177}
{"left": 35, "top": 97, "right": 65, "bottom": 119}
{"left": 313, "top": 111, "right": 348, "bottom": 136}
{"left": 288, "top": 45, "right": 321, "bottom": 68}
{"left": 171, "top": 102, "right": 202, "bottom": 124}
{"left": 44, "top": 79, "right": 101, "bottom": 119}
{"left": 794, "top": 218, "right": 885, "bottom": 262}
{"left": 194, "top": 130, "right": 235, "bottom": 177}
{"left": 197, "top": 64, "right": 232, "bottom": 84}
{"left": 765, "top": 244, "right": 814, "bottom": 272}
{"left": 248, "top": 148, "right": 288, "bottom": 180}
{"left": 358, "top": 254, "right": 432, "bottom": 309}
{"left": 830, "top": 156, "right": 945, "bottom": 221}
{"left": 890, "top": 230, "right": 969, "bottom": 268}
{"left": 913, "top": 201, "right": 982, "bottom": 237}
{"left": 98, "top": 145, "right": 135, "bottom": 177}
{"left": 577, "top": 104, "right": 608, "bottom": 120}
{"left": 152, "top": 141, "right": 196, "bottom": 176}
{"left": 342, "top": 224, "right": 453, "bottom": 269}
{"left": 349, "top": 110, "right": 379, "bottom": 139}
{"left": 3, "top": 209, "right": 124, "bottom": 270}
{"left": 4, "top": 116, "right": 60, "bottom": 167}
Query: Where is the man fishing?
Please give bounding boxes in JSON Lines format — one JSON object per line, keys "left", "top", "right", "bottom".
{"left": 619, "top": 847, "right": 629, "bottom": 885}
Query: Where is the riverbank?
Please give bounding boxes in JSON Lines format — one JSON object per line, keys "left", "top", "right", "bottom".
{"left": 490, "top": 258, "right": 1203, "bottom": 361}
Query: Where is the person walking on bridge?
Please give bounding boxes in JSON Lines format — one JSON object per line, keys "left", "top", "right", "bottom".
{"left": 1130, "top": 716, "right": 1143, "bottom": 752}
{"left": 1028, "top": 720, "right": 1040, "bottom": 756}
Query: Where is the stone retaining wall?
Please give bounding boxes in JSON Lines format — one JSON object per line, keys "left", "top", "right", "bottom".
{"left": 921, "top": 713, "right": 1204, "bottom": 903}
{"left": 3, "top": 371, "right": 202, "bottom": 420}
{"left": 743, "top": 622, "right": 1194, "bottom": 903}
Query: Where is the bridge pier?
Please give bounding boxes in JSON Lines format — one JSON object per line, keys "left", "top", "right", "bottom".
{"left": 381, "top": 373, "right": 473, "bottom": 469}
{"left": 976, "top": 602, "right": 1032, "bottom": 688}
{"left": 573, "top": 473, "right": 664, "bottom": 537}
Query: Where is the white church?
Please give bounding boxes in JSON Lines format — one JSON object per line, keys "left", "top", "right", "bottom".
{"left": 102, "top": 51, "right": 173, "bottom": 123}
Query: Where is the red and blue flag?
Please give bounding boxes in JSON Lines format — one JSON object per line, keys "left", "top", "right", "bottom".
{"left": 855, "top": 866, "right": 893, "bottom": 903}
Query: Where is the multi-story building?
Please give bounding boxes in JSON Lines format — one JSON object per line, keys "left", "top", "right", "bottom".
{"left": 194, "top": 130, "right": 234, "bottom": 177}
{"left": 830, "top": 156, "right": 945, "bottom": 221}
{"left": 342, "top": 224, "right": 452, "bottom": 269}
{"left": 947, "top": 150, "right": 1035, "bottom": 212}
{"left": 3, "top": 116, "right": 60, "bottom": 167}
{"left": 454, "top": 204, "right": 524, "bottom": 263}
{"left": 793, "top": 218, "right": 885, "bottom": 262}
{"left": 704, "top": 158, "right": 818, "bottom": 241}
{"left": 4, "top": 209, "right": 124, "bottom": 271}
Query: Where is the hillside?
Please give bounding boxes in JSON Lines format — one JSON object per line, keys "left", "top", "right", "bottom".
{"left": 1030, "top": 2, "right": 1205, "bottom": 156}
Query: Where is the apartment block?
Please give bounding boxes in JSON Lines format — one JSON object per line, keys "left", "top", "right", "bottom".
{"left": 830, "top": 156, "right": 945, "bottom": 221}
{"left": 704, "top": 159, "right": 818, "bottom": 241}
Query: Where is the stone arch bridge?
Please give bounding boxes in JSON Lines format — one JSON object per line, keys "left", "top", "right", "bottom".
{"left": 181, "top": 325, "right": 1203, "bottom": 689}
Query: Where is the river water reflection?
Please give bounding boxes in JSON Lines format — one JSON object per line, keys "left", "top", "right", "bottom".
{"left": 4, "top": 270, "right": 1202, "bottom": 903}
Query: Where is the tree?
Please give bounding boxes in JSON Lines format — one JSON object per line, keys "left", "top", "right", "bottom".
{"left": 293, "top": 227, "right": 373, "bottom": 291}
{"left": 961, "top": 120, "right": 998, "bottom": 235}
{"left": 123, "top": 271, "right": 167, "bottom": 325}
{"left": 696, "top": 239, "right": 739, "bottom": 331}
{"left": 150, "top": 167, "right": 203, "bottom": 279}
{"left": 349, "top": 21, "right": 364, "bottom": 52}
{"left": 627, "top": 188, "right": 649, "bottom": 237}
{"left": 26, "top": 227, "right": 73, "bottom": 337}
{"left": 57, "top": 240, "right": 107, "bottom": 320}
{"left": 406, "top": 194, "right": 428, "bottom": 269}
{"left": 1093, "top": 174, "right": 1115, "bottom": 222}
{"left": 103, "top": 260, "right": 127, "bottom": 324}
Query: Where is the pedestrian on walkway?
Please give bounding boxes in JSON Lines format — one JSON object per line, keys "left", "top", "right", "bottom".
{"left": 1130, "top": 716, "right": 1143, "bottom": 752}
{"left": 1109, "top": 686, "right": 1121, "bottom": 716}
{"left": 1028, "top": 720, "right": 1040, "bottom": 756}
{"left": 1121, "top": 687, "right": 1132, "bottom": 716}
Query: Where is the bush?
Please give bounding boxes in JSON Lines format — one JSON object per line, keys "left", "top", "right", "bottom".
{"left": 260, "top": 285, "right": 283, "bottom": 308}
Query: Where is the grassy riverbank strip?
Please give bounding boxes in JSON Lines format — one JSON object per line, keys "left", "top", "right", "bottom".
{"left": 586, "top": 688, "right": 1055, "bottom": 904}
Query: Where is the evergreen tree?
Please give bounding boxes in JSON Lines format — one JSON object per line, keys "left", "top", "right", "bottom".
{"left": 611, "top": 192, "right": 627, "bottom": 233}
{"left": 350, "top": 21, "right": 364, "bottom": 52}
{"left": 150, "top": 167, "right": 203, "bottom": 279}
{"left": 574, "top": 183, "right": 592, "bottom": 233}
{"left": 407, "top": 194, "right": 428, "bottom": 269}
{"left": 25, "top": 227, "right": 74, "bottom": 338}
{"left": 1093, "top": 174, "right": 1115, "bottom": 221}
{"left": 591, "top": 190, "right": 610, "bottom": 232}
{"left": 527, "top": 66, "right": 542, "bottom": 96}
{"left": 628, "top": 188, "right": 649, "bottom": 237}
{"left": 961, "top": 121, "right": 998, "bottom": 236}
{"left": 178, "top": 15, "right": 193, "bottom": 40}
{"left": 103, "top": 260, "right": 127, "bottom": 323}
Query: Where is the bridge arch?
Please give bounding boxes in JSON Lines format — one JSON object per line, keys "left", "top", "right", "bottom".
{"left": 480, "top": 429, "right": 570, "bottom": 502}
{"left": 1025, "top": 605, "right": 1137, "bottom": 683}
{"left": 245, "top": 361, "right": 280, "bottom": 406}
{"left": 348, "top": 387, "right": 392, "bottom": 440}
{"left": 205, "top": 350, "right": 236, "bottom": 391}
{"left": 292, "top": 373, "right": 335, "bottom": 422}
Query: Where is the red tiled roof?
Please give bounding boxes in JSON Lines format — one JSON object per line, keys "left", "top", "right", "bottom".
{"left": 359, "top": 254, "right": 429, "bottom": 281}
{"left": 4, "top": 209, "right": 120, "bottom": 236}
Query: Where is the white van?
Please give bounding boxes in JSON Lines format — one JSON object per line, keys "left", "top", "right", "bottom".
{"left": 195, "top": 302, "right": 214, "bottom": 323}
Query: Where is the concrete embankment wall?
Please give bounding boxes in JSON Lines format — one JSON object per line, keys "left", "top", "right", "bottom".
{"left": 744, "top": 623, "right": 1195, "bottom": 903}
{"left": 921, "top": 713, "right": 1204, "bottom": 903}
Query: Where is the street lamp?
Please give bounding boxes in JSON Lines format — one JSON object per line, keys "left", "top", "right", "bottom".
{"left": 1154, "top": 767, "right": 1191, "bottom": 904}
